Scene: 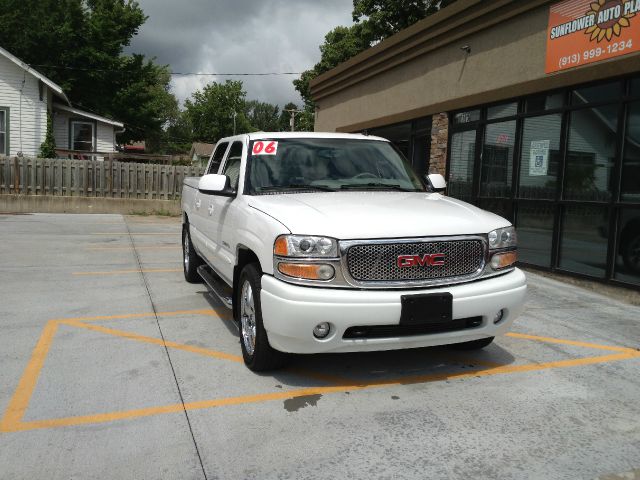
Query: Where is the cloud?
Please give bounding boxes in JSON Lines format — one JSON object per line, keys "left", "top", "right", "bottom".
{"left": 127, "top": 0, "right": 353, "bottom": 107}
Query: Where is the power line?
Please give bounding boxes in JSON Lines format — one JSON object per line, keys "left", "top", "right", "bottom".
{"left": 28, "top": 64, "right": 303, "bottom": 76}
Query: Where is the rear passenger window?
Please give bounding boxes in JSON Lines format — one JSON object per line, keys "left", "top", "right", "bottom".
{"left": 222, "top": 142, "right": 243, "bottom": 190}
{"left": 207, "top": 142, "right": 229, "bottom": 174}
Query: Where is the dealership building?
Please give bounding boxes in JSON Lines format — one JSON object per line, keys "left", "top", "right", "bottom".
{"left": 310, "top": 0, "right": 640, "bottom": 288}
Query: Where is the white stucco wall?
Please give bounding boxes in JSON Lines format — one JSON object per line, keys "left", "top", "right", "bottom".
{"left": 0, "top": 54, "right": 49, "bottom": 157}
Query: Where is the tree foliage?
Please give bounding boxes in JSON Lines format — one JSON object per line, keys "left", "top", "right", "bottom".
{"left": 294, "top": 0, "right": 458, "bottom": 112}
{"left": 39, "top": 112, "right": 57, "bottom": 158}
{"left": 352, "top": 0, "right": 458, "bottom": 44}
{"left": 183, "top": 80, "right": 252, "bottom": 143}
{"left": 0, "top": 0, "right": 177, "bottom": 144}
{"left": 244, "top": 100, "right": 280, "bottom": 132}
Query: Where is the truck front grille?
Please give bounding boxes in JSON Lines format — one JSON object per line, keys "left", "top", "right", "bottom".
{"left": 345, "top": 239, "right": 485, "bottom": 282}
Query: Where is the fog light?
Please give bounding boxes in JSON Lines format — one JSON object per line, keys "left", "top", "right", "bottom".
{"left": 493, "top": 309, "right": 505, "bottom": 325}
{"left": 313, "top": 322, "right": 331, "bottom": 339}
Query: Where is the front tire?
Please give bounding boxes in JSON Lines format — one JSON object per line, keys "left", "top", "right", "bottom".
{"left": 449, "top": 337, "right": 495, "bottom": 350}
{"left": 237, "top": 263, "right": 288, "bottom": 371}
{"left": 182, "top": 225, "right": 203, "bottom": 283}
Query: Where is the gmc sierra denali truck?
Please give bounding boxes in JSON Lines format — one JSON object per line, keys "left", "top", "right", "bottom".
{"left": 182, "top": 132, "right": 527, "bottom": 371}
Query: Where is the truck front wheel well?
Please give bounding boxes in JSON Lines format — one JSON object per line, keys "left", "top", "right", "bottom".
{"left": 233, "top": 247, "right": 261, "bottom": 320}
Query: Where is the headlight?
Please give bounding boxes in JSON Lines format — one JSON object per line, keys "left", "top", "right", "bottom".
{"left": 488, "top": 226, "right": 517, "bottom": 250}
{"left": 274, "top": 235, "right": 338, "bottom": 258}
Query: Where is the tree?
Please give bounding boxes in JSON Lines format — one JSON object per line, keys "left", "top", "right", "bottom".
{"left": 245, "top": 100, "right": 280, "bottom": 132}
{"left": 183, "top": 80, "right": 252, "bottom": 143}
{"left": 352, "top": 0, "right": 458, "bottom": 44}
{"left": 294, "top": 0, "right": 458, "bottom": 111}
{"left": 39, "top": 112, "right": 57, "bottom": 158}
{"left": 0, "top": 0, "right": 178, "bottom": 146}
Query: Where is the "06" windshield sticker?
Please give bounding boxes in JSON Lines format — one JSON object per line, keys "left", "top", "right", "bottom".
{"left": 252, "top": 141, "right": 278, "bottom": 156}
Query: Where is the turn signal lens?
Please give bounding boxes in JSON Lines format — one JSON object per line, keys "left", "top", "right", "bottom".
{"left": 274, "top": 236, "right": 289, "bottom": 256}
{"left": 490, "top": 251, "right": 518, "bottom": 270}
{"left": 278, "top": 263, "right": 335, "bottom": 280}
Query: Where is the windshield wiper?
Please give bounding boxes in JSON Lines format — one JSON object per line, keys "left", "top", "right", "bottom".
{"left": 257, "top": 184, "right": 336, "bottom": 192}
{"left": 339, "top": 183, "right": 420, "bottom": 192}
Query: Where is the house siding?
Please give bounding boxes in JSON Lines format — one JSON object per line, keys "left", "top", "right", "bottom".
{"left": 0, "top": 54, "right": 49, "bottom": 157}
{"left": 53, "top": 109, "right": 117, "bottom": 161}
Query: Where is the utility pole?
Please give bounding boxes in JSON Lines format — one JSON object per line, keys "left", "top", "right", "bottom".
{"left": 284, "top": 108, "right": 304, "bottom": 132}
{"left": 232, "top": 111, "right": 237, "bottom": 135}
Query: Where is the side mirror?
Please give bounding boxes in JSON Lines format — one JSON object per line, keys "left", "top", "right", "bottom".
{"left": 198, "top": 174, "right": 235, "bottom": 197}
{"left": 425, "top": 173, "right": 447, "bottom": 193}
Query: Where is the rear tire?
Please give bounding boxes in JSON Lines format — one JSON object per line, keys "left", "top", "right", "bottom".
{"left": 236, "top": 263, "right": 288, "bottom": 371}
{"left": 449, "top": 337, "right": 495, "bottom": 350}
{"left": 182, "top": 225, "right": 203, "bottom": 283}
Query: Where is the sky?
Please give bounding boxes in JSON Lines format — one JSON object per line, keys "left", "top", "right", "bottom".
{"left": 127, "top": 0, "right": 354, "bottom": 108}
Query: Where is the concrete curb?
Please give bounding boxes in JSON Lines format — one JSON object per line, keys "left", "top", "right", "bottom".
{"left": 0, "top": 194, "right": 181, "bottom": 216}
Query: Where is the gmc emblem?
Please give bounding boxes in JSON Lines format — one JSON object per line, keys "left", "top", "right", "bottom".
{"left": 397, "top": 253, "right": 446, "bottom": 268}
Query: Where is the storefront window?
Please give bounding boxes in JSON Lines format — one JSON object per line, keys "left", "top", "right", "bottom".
{"left": 453, "top": 110, "right": 480, "bottom": 125}
{"left": 480, "top": 121, "right": 515, "bottom": 197}
{"left": 572, "top": 82, "right": 621, "bottom": 105}
{"left": 565, "top": 105, "right": 618, "bottom": 201}
{"left": 448, "top": 130, "right": 476, "bottom": 202}
{"left": 369, "top": 122, "right": 411, "bottom": 158}
{"left": 478, "top": 199, "right": 511, "bottom": 222}
{"left": 519, "top": 114, "right": 562, "bottom": 199}
{"left": 614, "top": 208, "right": 640, "bottom": 286}
{"left": 559, "top": 205, "right": 608, "bottom": 277}
{"left": 487, "top": 102, "right": 517, "bottom": 120}
{"left": 621, "top": 101, "right": 640, "bottom": 203}
{"left": 525, "top": 93, "right": 564, "bottom": 113}
{"left": 631, "top": 78, "right": 640, "bottom": 97}
{"left": 516, "top": 203, "right": 555, "bottom": 267}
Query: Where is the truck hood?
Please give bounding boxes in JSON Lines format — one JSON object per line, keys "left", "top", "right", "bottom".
{"left": 247, "top": 192, "right": 510, "bottom": 239}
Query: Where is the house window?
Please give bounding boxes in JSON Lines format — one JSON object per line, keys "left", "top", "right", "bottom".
{"left": 0, "top": 109, "right": 7, "bottom": 155}
{"left": 71, "top": 121, "right": 95, "bottom": 153}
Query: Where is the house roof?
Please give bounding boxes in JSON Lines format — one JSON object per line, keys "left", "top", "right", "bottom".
{"left": 190, "top": 142, "right": 215, "bottom": 157}
{"left": 53, "top": 103, "right": 125, "bottom": 128}
{"left": 0, "top": 45, "right": 71, "bottom": 106}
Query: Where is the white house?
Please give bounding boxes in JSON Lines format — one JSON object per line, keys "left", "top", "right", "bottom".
{"left": 0, "top": 46, "right": 124, "bottom": 160}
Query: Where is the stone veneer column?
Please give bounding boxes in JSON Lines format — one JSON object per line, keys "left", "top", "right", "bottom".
{"left": 429, "top": 113, "right": 449, "bottom": 176}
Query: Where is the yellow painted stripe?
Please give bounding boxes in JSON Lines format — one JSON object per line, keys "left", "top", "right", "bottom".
{"left": 506, "top": 332, "right": 638, "bottom": 354}
{"left": 86, "top": 246, "right": 180, "bottom": 251}
{"left": 6, "top": 350, "right": 638, "bottom": 433}
{"left": 91, "top": 233, "right": 178, "bottom": 236}
{"left": 48, "top": 309, "right": 217, "bottom": 323}
{"left": 72, "top": 268, "right": 181, "bottom": 276}
{"left": 62, "top": 320, "right": 242, "bottom": 363}
{"left": 0, "top": 321, "right": 59, "bottom": 432}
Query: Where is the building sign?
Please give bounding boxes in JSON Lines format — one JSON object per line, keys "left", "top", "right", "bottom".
{"left": 530, "top": 140, "right": 550, "bottom": 176}
{"left": 546, "top": 0, "right": 640, "bottom": 73}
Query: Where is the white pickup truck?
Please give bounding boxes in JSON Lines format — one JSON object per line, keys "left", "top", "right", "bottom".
{"left": 182, "top": 132, "right": 526, "bottom": 371}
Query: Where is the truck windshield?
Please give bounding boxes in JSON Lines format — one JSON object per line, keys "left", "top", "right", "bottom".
{"left": 246, "top": 138, "right": 425, "bottom": 194}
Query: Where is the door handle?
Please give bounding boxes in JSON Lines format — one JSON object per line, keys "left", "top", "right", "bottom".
{"left": 208, "top": 203, "right": 215, "bottom": 216}
{"left": 195, "top": 199, "right": 201, "bottom": 209}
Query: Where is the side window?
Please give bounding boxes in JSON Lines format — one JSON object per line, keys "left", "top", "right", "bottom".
{"left": 222, "top": 141, "right": 243, "bottom": 190}
{"left": 207, "top": 142, "right": 229, "bottom": 174}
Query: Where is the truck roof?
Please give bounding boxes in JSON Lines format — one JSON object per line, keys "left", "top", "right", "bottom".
{"left": 220, "top": 132, "right": 390, "bottom": 143}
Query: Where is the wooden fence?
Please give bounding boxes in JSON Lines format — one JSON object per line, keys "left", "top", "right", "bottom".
{"left": 0, "top": 157, "right": 204, "bottom": 200}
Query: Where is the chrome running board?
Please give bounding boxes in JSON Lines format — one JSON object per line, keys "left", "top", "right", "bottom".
{"left": 197, "top": 265, "right": 233, "bottom": 309}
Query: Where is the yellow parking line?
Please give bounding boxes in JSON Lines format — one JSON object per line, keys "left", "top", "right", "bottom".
{"left": 506, "top": 332, "right": 638, "bottom": 354}
{"left": 86, "top": 246, "right": 180, "bottom": 251}
{"left": 48, "top": 309, "right": 217, "bottom": 323}
{"left": 6, "top": 350, "right": 638, "bottom": 433}
{"left": 72, "top": 268, "right": 182, "bottom": 276}
{"left": 91, "top": 233, "right": 177, "bottom": 236}
{"left": 62, "top": 320, "right": 242, "bottom": 363}
{"left": 0, "top": 321, "right": 59, "bottom": 431}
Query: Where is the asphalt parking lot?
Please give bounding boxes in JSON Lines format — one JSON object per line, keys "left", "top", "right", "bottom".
{"left": 1, "top": 213, "right": 639, "bottom": 480}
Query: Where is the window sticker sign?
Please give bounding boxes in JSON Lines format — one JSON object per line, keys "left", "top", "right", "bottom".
{"left": 252, "top": 141, "right": 278, "bottom": 156}
{"left": 530, "top": 140, "right": 550, "bottom": 176}
{"left": 546, "top": 0, "right": 640, "bottom": 74}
